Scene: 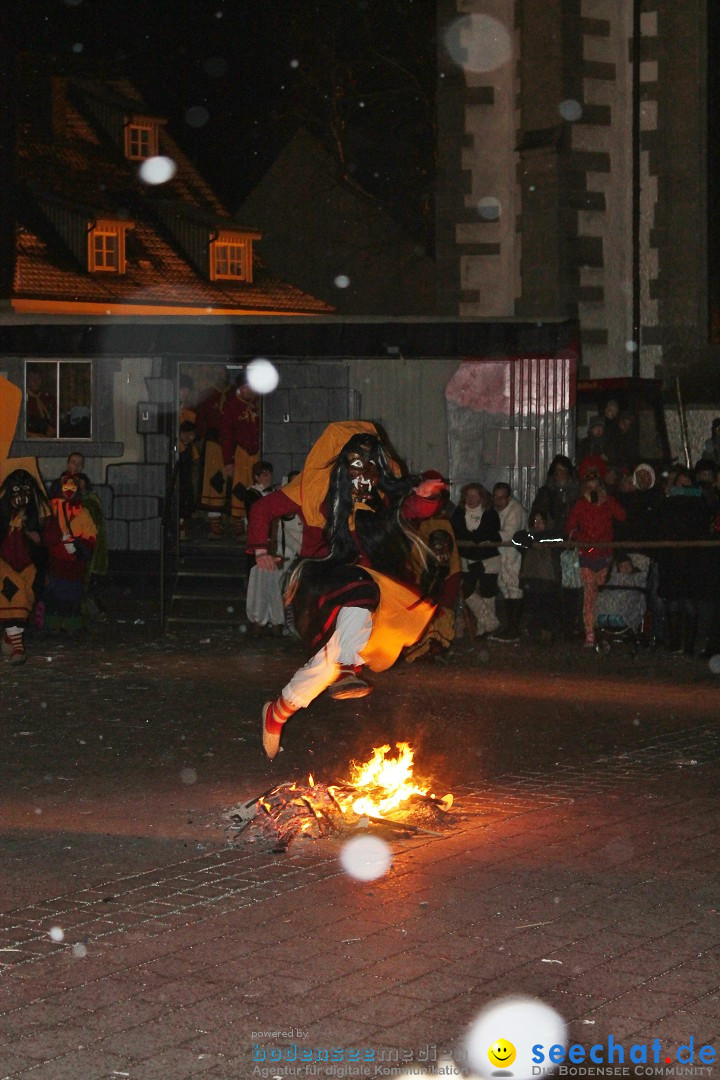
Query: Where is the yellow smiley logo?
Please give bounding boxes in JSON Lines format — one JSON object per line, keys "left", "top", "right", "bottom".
{"left": 488, "top": 1039, "right": 517, "bottom": 1068}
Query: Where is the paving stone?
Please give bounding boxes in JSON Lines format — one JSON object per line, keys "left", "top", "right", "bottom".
{"left": 124, "top": 1045, "right": 223, "bottom": 1077}
{"left": 76, "top": 996, "right": 170, "bottom": 1037}
{"left": 0, "top": 1047, "right": 42, "bottom": 1079}
{"left": 3, "top": 655, "right": 720, "bottom": 1077}
{"left": 137, "top": 977, "right": 229, "bottom": 1008}
{"left": 99, "top": 1015, "right": 197, "bottom": 1058}
{"left": 364, "top": 950, "right": 443, "bottom": 982}
{"left": 605, "top": 989, "right": 694, "bottom": 1021}
{"left": 8, "top": 1046, "right": 137, "bottom": 1079}
{"left": 332, "top": 991, "right": 435, "bottom": 1028}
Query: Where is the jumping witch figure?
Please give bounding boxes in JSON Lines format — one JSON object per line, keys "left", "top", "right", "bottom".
{"left": 246, "top": 422, "right": 446, "bottom": 759}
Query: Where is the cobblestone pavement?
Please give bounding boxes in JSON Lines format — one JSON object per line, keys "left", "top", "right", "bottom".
{"left": 0, "top": 603, "right": 719, "bottom": 1079}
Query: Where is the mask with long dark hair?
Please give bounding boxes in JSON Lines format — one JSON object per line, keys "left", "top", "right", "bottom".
{"left": 284, "top": 430, "right": 434, "bottom": 608}
{"left": 0, "top": 469, "right": 51, "bottom": 539}
{"left": 324, "top": 434, "right": 412, "bottom": 564}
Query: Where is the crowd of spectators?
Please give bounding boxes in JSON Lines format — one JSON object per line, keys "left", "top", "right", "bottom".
{"left": 444, "top": 412, "right": 720, "bottom": 659}
{"left": 232, "top": 411, "right": 720, "bottom": 663}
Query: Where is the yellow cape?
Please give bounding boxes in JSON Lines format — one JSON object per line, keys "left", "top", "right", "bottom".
{"left": 281, "top": 421, "right": 400, "bottom": 529}
{"left": 0, "top": 376, "right": 46, "bottom": 492}
{"left": 359, "top": 567, "right": 436, "bottom": 673}
{"left": 0, "top": 376, "right": 22, "bottom": 467}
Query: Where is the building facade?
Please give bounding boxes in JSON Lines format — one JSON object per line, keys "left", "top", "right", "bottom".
{"left": 435, "top": 0, "right": 717, "bottom": 420}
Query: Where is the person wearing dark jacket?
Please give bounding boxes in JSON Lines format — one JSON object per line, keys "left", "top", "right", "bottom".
{"left": 616, "top": 462, "right": 665, "bottom": 643}
{"left": 656, "top": 468, "right": 714, "bottom": 656}
{"left": 577, "top": 416, "right": 607, "bottom": 463}
{"left": 605, "top": 410, "right": 639, "bottom": 470}
{"left": 701, "top": 417, "right": 720, "bottom": 466}
{"left": 450, "top": 483, "right": 502, "bottom": 638}
{"left": 532, "top": 455, "right": 581, "bottom": 638}
{"left": 531, "top": 455, "right": 578, "bottom": 534}
{"left": 617, "top": 463, "right": 663, "bottom": 547}
{"left": 516, "top": 509, "right": 562, "bottom": 643}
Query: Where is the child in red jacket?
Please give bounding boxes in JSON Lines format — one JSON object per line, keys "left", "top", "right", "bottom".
{"left": 566, "top": 466, "right": 626, "bottom": 647}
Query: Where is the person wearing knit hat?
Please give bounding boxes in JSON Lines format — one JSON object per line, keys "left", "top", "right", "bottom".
{"left": 619, "top": 462, "right": 662, "bottom": 540}
{"left": 633, "top": 463, "right": 656, "bottom": 491}
{"left": 577, "top": 416, "right": 607, "bottom": 462}
{"left": 577, "top": 454, "right": 607, "bottom": 481}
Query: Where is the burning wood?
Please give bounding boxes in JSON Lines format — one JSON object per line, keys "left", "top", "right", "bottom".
{"left": 226, "top": 742, "right": 454, "bottom": 851}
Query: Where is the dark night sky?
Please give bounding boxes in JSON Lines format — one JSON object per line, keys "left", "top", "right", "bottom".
{"left": 12, "top": 0, "right": 436, "bottom": 241}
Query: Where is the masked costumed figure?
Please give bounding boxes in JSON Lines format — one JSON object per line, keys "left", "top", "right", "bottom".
{"left": 0, "top": 469, "right": 58, "bottom": 663}
{"left": 221, "top": 373, "right": 260, "bottom": 537}
{"left": 246, "top": 422, "right": 446, "bottom": 759}
{"left": 404, "top": 524, "right": 461, "bottom": 662}
{"left": 177, "top": 374, "right": 199, "bottom": 540}
{"left": 25, "top": 367, "right": 56, "bottom": 438}
{"left": 195, "top": 366, "right": 233, "bottom": 537}
{"left": 45, "top": 473, "right": 97, "bottom": 632}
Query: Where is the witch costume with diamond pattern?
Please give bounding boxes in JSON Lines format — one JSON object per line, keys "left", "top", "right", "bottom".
{"left": 0, "top": 375, "right": 63, "bottom": 663}
{"left": 195, "top": 367, "right": 233, "bottom": 534}
{"left": 247, "top": 421, "right": 445, "bottom": 759}
{"left": 0, "top": 468, "right": 60, "bottom": 663}
{"left": 221, "top": 374, "right": 260, "bottom": 530}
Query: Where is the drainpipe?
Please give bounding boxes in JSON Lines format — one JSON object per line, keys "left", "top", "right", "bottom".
{"left": 631, "top": 0, "right": 641, "bottom": 379}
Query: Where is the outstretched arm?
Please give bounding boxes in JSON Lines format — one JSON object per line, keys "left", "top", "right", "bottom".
{"left": 247, "top": 489, "right": 301, "bottom": 569}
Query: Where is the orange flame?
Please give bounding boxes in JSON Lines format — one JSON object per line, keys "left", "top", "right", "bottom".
{"left": 341, "top": 742, "right": 429, "bottom": 817}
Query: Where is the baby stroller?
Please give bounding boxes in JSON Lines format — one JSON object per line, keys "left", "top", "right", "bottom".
{"left": 594, "top": 553, "right": 650, "bottom": 654}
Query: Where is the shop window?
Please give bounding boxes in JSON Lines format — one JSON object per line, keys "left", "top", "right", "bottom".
{"left": 25, "top": 361, "right": 92, "bottom": 440}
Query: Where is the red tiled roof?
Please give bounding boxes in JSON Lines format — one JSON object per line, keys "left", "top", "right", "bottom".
{"left": 14, "top": 224, "right": 331, "bottom": 314}
{"left": 12, "top": 57, "right": 333, "bottom": 317}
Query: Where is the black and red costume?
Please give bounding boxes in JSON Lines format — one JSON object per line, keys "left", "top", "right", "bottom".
{"left": 249, "top": 421, "right": 446, "bottom": 758}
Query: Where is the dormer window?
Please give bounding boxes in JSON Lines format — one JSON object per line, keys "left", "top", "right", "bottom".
{"left": 124, "top": 116, "right": 159, "bottom": 161}
{"left": 88, "top": 218, "right": 133, "bottom": 274}
{"left": 212, "top": 240, "right": 247, "bottom": 280}
{"left": 209, "top": 229, "right": 259, "bottom": 282}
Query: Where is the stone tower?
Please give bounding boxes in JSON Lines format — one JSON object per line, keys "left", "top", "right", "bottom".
{"left": 435, "top": 0, "right": 714, "bottom": 397}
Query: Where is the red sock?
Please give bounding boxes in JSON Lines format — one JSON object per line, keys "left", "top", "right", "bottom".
{"left": 265, "top": 695, "right": 295, "bottom": 734}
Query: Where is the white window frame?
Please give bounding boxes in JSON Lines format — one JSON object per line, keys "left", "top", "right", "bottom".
{"left": 24, "top": 360, "right": 93, "bottom": 441}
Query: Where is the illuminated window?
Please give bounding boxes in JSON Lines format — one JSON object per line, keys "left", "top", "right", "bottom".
{"left": 87, "top": 219, "right": 133, "bottom": 274}
{"left": 92, "top": 230, "right": 118, "bottom": 271}
{"left": 213, "top": 242, "right": 246, "bottom": 279}
{"left": 25, "top": 360, "right": 93, "bottom": 441}
{"left": 125, "top": 119, "right": 159, "bottom": 160}
{"left": 209, "top": 230, "right": 258, "bottom": 282}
